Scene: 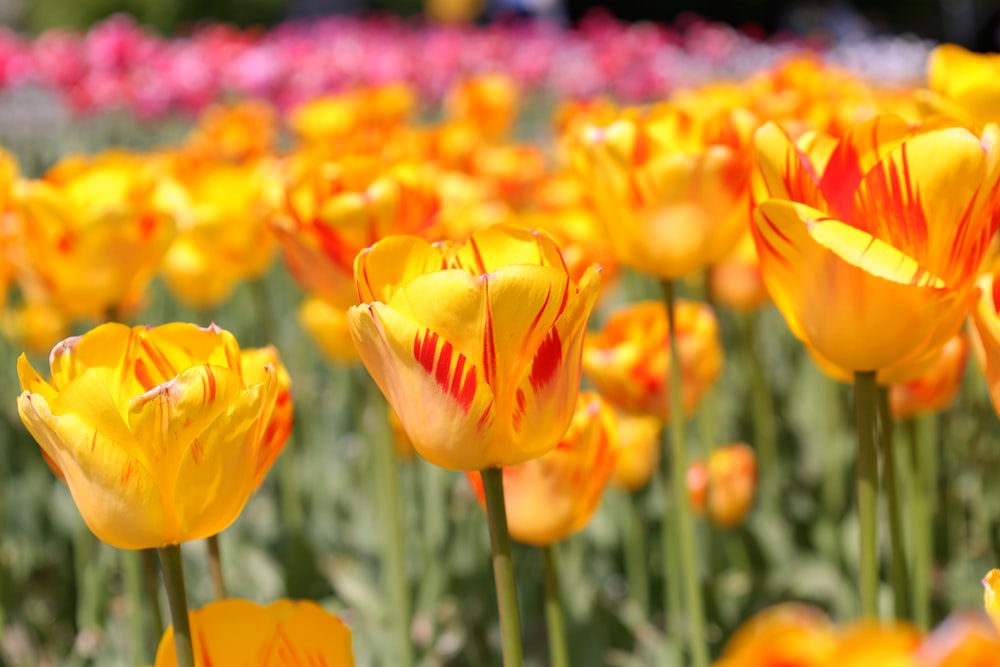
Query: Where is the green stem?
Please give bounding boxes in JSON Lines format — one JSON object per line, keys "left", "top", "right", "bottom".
{"left": 623, "top": 491, "right": 649, "bottom": 617}
{"left": 854, "top": 371, "right": 880, "bottom": 618}
{"left": 742, "top": 313, "right": 778, "bottom": 513}
{"left": 542, "top": 545, "right": 570, "bottom": 667}
{"left": 141, "top": 549, "right": 164, "bottom": 639}
{"left": 73, "top": 525, "right": 100, "bottom": 631}
{"left": 905, "top": 418, "right": 928, "bottom": 629}
{"left": 481, "top": 467, "right": 524, "bottom": 667}
{"left": 876, "top": 388, "right": 909, "bottom": 619}
{"left": 663, "top": 489, "right": 685, "bottom": 665}
{"left": 662, "top": 280, "right": 709, "bottom": 667}
{"left": 157, "top": 545, "right": 194, "bottom": 667}
{"left": 122, "top": 550, "right": 147, "bottom": 665}
{"left": 370, "top": 405, "right": 414, "bottom": 667}
{"left": 206, "top": 534, "right": 227, "bottom": 599}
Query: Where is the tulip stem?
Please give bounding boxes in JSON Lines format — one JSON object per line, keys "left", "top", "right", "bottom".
{"left": 742, "top": 312, "right": 778, "bottom": 512}
{"left": 907, "top": 415, "right": 935, "bottom": 629}
{"left": 141, "top": 549, "right": 164, "bottom": 638}
{"left": 854, "top": 370, "right": 880, "bottom": 617}
{"left": 623, "top": 491, "right": 649, "bottom": 617}
{"left": 542, "top": 545, "right": 570, "bottom": 667}
{"left": 370, "top": 403, "right": 415, "bottom": 667}
{"left": 206, "top": 534, "right": 227, "bottom": 599}
{"left": 122, "top": 549, "right": 147, "bottom": 665}
{"left": 662, "top": 279, "right": 709, "bottom": 667}
{"left": 481, "top": 467, "right": 524, "bottom": 667}
{"left": 876, "top": 388, "right": 909, "bottom": 619}
{"left": 157, "top": 545, "right": 195, "bottom": 667}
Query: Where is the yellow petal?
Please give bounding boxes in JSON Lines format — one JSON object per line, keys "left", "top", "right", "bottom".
{"left": 354, "top": 235, "right": 447, "bottom": 305}
{"left": 347, "top": 302, "right": 496, "bottom": 470}
{"left": 18, "top": 384, "right": 165, "bottom": 550}
{"left": 449, "top": 224, "right": 568, "bottom": 274}
{"left": 17, "top": 353, "right": 58, "bottom": 403}
{"left": 298, "top": 296, "right": 360, "bottom": 364}
{"left": 985, "top": 569, "right": 1000, "bottom": 634}
{"left": 753, "top": 121, "right": 826, "bottom": 208}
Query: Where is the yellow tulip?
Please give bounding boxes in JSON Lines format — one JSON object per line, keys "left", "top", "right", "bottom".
{"left": 985, "top": 569, "right": 1000, "bottom": 634}
{"left": 889, "top": 333, "right": 968, "bottom": 419}
{"left": 753, "top": 115, "right": 1000, "bottom": 382}
{"left": 573, "top": 104, "right": 756, "bottom": 279}
{"left": 924, "top": 44, "right": 1000, "bottom": 129}
{"left": 298, "top": 295, "right": 361, "bottom": 364}
{"left": 241, "top": 345, "right": 293, "bottom": 490}
{"left": 13, "top": 151, "right": 175, "bottom": 320}
{"left": 154, "top": 598, "right": 354, "bottom": 666}
{"left": 582, "top": 300, "right": 723, "bottom": 420}
{"left": 347, "top": 223, "right": 600, "bottom": 470}
{"left": 1, "top": 301, "right": 69, "bottom": 355}
{"left": 466, "top": 391, "right": 618, "bottom": 545}
{"left": 17, "top": 322, "right": 278, "bottom": 549}
{"left": 610, "top": 413, "right": 661, "bottom": 493}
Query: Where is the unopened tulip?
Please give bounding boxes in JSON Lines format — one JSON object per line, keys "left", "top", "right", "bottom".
{"left": 611, "top": 414, "right": 661, "bottom": 492}
{"left": 890, "top": 334, "right": 968, "bottom": 419}
{"left": 467, "top": 391, "right": 618, "bottom": 545}
{"left": 347, "top": 224, "right": 600, "bottom": 470}
{"left": 154, "top": 599, "right": 355, "bottom": 666}
{"left": 17, "top": 322, "right": 279, "bottom": 549}
{"left": 583, "top": 300, "right": 723, "bottom": 420}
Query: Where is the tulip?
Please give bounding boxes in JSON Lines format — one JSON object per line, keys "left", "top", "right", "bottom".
{"left": 444, "top": 74, "right": 520, "bottom": 140}
{"left": 924, "top": 44, "right": 1000, "bottom": 129}
{"left": 611, "top": 413, "right": 661, "bottom": 492}
{"left": 16, "top": 322, "right": 279, "bottom": 550}
{"left": 970, "top": 273, "right": 1000, "bottom": 417}
{"left": 466, "top": 391, "right": 618, "bottom": 545}
{"left": 582, "top": 299, "right": 723, "bottom": 421}
{"left": 153, "top": 599, "right": 355, "bottom": 666}
{"left": 242, "top": 345, "right": 293, "bottom": 490}
{"left": 713, "top": 604, "right": 836, "bottom": 667}
{"left": 985, "top": 569, "right": 1000, "bottom": 634}
{"left": 753, "top": 115, "right": 1000, "bottom": 382}
{"left": 184, "top": 100, "right": 277, "bottom": 164}
{"left": 13, "top": 151, "right": 176, "bottom": 321}
{"left": 297, "top": 295, "right": 361, "bottom": 364}
{"left": 686, "top": 444, "right": 757, "bottom": 528}
{"left": 709, "top": 231, "right": 769, "bottom": 312}
{"left": 889, "top": 334, "right": 968, "bottom": 419}
{"left": 572, "top": 104, "right": 756, "bottom": 280}
{"left": 348, "top": 223, "right": 600, "bottom": 471}
{"left": 916, "top": 613, "right": 1000, "bottom": 666}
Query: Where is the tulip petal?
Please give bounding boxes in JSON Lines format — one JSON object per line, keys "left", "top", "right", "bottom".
{"left": 755, "top": 199, "right": 961, "bottom": 372}
{"left": 753, "top": 121, "right": 826, "bottom": 207}
{"left": 450, "top": 224, "right": 568, "bottom": 274}
{"left": 347, "top": 302, "right": 496, "bottom": 470}
{"left": 142, "top": 323, "right": 243, "bottom": 384}
{"left": 298, "top": 296, "right": 360, "bottom": 364}
{"left": 259, "top": 600, "right": 356, "bottom": 665}
{"left": 17, "top": 353, "right": 58, "bottom": 403}
{"left": 18, "top": 384, "right": 165, "bottom": 550}
{"left": 354, "top": 235, "right": 447, "bottom": 305}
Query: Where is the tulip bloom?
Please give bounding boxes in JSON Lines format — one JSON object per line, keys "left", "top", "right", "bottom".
{"left": 17, "top": 322, "right": 279, "bottom": 549}
{"left": 466, "top": 391, "right": 618, "bottom": 545}
{"left": 582, "top": 300, "right": 723, "bottom": 420}
{"left": 753, "top": 115, "right": 1000, "bottom": 382}
{"left": 985, "top": 569, "right": 1000, "bottom": 634}
{"left": 889, "top": 334, "right": 968, "bottom": 419}
{"left": 610, "top": 413, "right": 661, "bottom": 492}
{"left": 154, "top": 599, "right": 355, "bottom": 666}
{"left": 714, "top": 604, "right": 836, "bottom": 667}
{"left": 444, "top": 74, "right": 520, "bottom": 140}
{"left": 347, "top": 224, "right": 600, "bottom": 470}
{"left": 242, "top": 346, "right": 293, "bottom": 490}
{"left": 687, "top": 443, "right": 758, "bottom": 528}
{"left": 572, "top": 104, "right": 756, "bottom": 279}
{"left": 924, "top": 44, "right": 1000, "bottom": 129}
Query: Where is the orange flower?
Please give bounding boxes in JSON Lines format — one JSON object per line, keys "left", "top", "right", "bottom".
{"left": 154, "top": 599, "right": 354, "bottom": 666}
{"left": 184, "top": 101, "right": 277, "bottom": 164}
{"left": 572, "top": 104, "right": 756, "bottom": 279}
{"left": 687, "top": 444, "right": 757, "bottom": 528}
{"left": 889, "top": 333, "right": 968, "bottom": 419}
{"left": 582, "top": 300, "right": 723, "bottom": 420}
{"left": 347, "top": 224, "right": 600, "bottom": 470}
{"left": 916, "top": 613, "right": 1000, "bottom": 666}
{"left": 753, "top": 115, "right": 1000, "bottom": 382}
{"left": 714, "top": 604, "right": 836, "bottom": 667}
{"left": 444, "top": 74, "right": 520, "bottom": 140}
{"left": 709, "top": 230, "right": 769, "bottom": 312}
{"left": 466, "top": 391, "right": 618, "bottom": 545}
{"left": 610, "top": 413, "right": 661, "bottom": 492}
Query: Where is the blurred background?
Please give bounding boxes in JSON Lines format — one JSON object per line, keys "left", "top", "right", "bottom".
{"left": 3, "top": 0, "right": 1000, "bottom": 49}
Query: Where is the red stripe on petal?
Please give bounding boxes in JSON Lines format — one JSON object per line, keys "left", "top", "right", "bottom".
{"left": 414, "top": 329, "right": 479, "bottom": 413}
{"left": 482, "top": 275, "right": 497, "bottom": 387}
{"left": 529, "top": 329, "right": 563, "bottom": 392}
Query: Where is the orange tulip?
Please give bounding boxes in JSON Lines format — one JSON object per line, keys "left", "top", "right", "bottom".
{"left": 610, "top": 413, "right": 661, "bottom": 492}
{"left": 444, "top": 74, "right": 520, "bottom": 140}
{"left": 753, "top": 115, "right": 1000, "bottom": 383}
{"left": 572, "top": 104, "right": 756, "bottom": 279}
{"left": 17, "top": 322, "right": 279, "bottom": 549}
{"left": 889, "top": 333, "right": 968, "bottom": 419}
{"left": 154, "top": 598, "right": 355, "bottom": 666}
{"left": 709, "top": 230, "right": 769, "bottom": 312}
{"left": 466, "top": 391, "right": 618, "bottom": 545}
{"left": 184, "top": 100, "right": 277, "bottom": 164}
{"left": 916, "top": 613, "right": 1000, "bottom": 666}
{"left": 582, "top": 300, "right": 723, "bottom": 420}
{"left": 690, "top": 443, "right": 758, "bottom": 528}
{"left": 347, "top": 224, "right": 600, "bottom": 470}
{"left": 714, "top": 604, "right": 836, "bottom": 667}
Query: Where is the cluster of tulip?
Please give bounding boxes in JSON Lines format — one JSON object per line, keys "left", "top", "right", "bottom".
{"left": 0, "top": 12, "right": 928, "bottom": 119}
{"left": 5, "top": 35, "right": 1000, "bottom": 667}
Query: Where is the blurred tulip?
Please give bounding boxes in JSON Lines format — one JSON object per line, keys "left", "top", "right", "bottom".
{"left": 347, "top": 224, "right": 600, "bottom": 470}
{"left": 985, "top": 569, "right": 1000, "bottom": 634}
{"left": 583, "top": 299, "right": 723, "bottom": 420}
{"left": 445, "top": 74, "right": 520, "bottom": 140}
{"left": 13, "top": 151, "right": 176, "bottom": 320}
{"left": 611, "top": 413, "right": 661, "bottom": 492}
{"left": 916, "top": 613, "right": 1000, "bottom": 666}
{"left": 753, "top": 115, "right": 1000, "bottom": 383}
{"left": 923, "top": 44, "right": 1000, "bottom": 129}
{"left": 714, "top": 604, "right": 836, "bottom": 667}
{"left": 17, "top": 322, "right": 279, "bottom": 549}
{"left": 241, "top": 345, "right": 293, "bottom": 490}
{"left": 470, "top": 144, "right": 547, "bottom": 208}
{"left": 0, "top": 301, "right": 69, "bottom": 355}
{"left": 687, "top": 443, "right": 757, "bottom": 528}
{"left": 298, "top": 295, "right": 360, "bottom": 364}
{"left": 573, "top": 104, "right": 756, "bottom": 279}
{"left": 889, "top": 334, "right": 968, "bottom": 419}
{"left": 154, "top": 598, "right": 355, "bottom": 666}
{"left": 184, "top": 100, "right": 277, "bottom": 164}
{"left": 833, "top": 621, "right": 923, "bottom": 665}
{"left": 467, "top": 391, "right": 618, "bottom": 545}
{"left": 159, "top": 156, "right": 278, "bottom": 310}
{"left": 709, "top": 231, "right": 769, "bottom": 312}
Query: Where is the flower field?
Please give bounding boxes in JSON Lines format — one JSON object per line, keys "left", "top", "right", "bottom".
{"left": 1, "top": 12, "right": 1000, "bottom": 667}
